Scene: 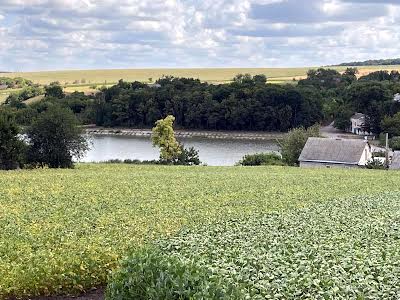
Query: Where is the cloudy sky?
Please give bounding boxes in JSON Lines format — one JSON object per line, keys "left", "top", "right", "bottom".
{"left": 0, "top": 0, "right": 399, "bottom": 71}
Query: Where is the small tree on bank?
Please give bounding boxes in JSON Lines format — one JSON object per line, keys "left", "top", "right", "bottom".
{"left": 26, "top": 105, "right": 89, "bottom": 168}
{"left": 0, "top": 111, "right": 26, "bottom": 170}
{"left": 280, "top": 124, "right": 320, "bottom": 166}
{"left": 152, "top": 115, "right": 182, "bottom": 163}
{"left": 152, "top": 115, "right": 201, "bottom": 165}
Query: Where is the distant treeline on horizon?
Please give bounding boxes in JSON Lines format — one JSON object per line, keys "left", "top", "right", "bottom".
{"left": 332, "top": 58, "right": 400, "bottom": 67}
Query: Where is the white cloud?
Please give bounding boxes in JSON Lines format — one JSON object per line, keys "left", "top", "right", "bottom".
{"left": 0, "top": 0, "right": 398, "bottom": 71}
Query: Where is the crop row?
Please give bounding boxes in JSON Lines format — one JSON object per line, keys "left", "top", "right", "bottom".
{"left": 109, "top": 193, "right": 400, "bottom": 299}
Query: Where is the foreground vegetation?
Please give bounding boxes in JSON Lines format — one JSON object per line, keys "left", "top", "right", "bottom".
{"left": 109, "top": 192, "right": 400, "bottom": 299}
{"left": 1, "top": 164, "right": 400, "bottom": 298}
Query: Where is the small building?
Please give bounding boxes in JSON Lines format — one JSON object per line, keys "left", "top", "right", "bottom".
{"left": 148, "top": 83, "right": 161, "bottom": 88}
{"left": 390, "top": 151, "right": 400, "bottom": 170}
{"left": 394, "top": 93, "right": 400, "bottom": 102}
{"left": 349, "top": 113, "right": 372, "bottom": 135}
{"left": 299, "top": 137, "right": 372, "bottom": 168}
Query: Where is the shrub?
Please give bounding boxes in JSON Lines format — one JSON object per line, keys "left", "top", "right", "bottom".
{"left": 280, "top": 124, "right": 320, "bottom": 166}
{"left": 175, "top": 145, "right": 201, "bottom": 165}
{"left": 390, "top": 136, "right": 400, "bottom": 150}
{"left": 237, "top": 152, "right": 285, "bottom": 166}
{"left": 106, "top": 247, "right": 243, "bottom": 300}
{"left": 365, "top": 159, "right": 386, "bottom": 169}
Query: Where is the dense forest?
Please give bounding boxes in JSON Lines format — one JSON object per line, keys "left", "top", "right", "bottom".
{"left": 2, "top": 68, "right": 400, "bottom": 136}
{"left": 334, "top": 58, "right": 400, "bottom": 67}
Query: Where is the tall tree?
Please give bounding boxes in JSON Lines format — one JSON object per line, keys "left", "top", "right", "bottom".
{"left": 26, "top": 105, "right": 89, "bottom": 168}
{"left": 0, "top": 110, "right": 26, "bottom": 170}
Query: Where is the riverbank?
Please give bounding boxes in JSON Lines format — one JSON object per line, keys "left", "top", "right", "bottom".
{"left": 84, "top": 127, "right": 286, "bottom": 141}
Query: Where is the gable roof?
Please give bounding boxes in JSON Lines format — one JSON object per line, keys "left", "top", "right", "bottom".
{"left": 390, "top": 151, "right": 400, "bottom": 169}
{"left": 351, "top": 113, "right": 366, "bottom": 121}
{"left": 299, "top": 137, "right": 369, "bottom": 165}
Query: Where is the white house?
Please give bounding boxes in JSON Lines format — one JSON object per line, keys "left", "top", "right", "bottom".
{"left": 349, "top": 113, "right": 372, "bottom": 135}
{"left": 299, "top": 137, "right": 372, "bottom": 168}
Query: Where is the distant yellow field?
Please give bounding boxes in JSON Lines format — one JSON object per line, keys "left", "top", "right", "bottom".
{"left": 1, "top": 65, "right": 400, "bottom": 86}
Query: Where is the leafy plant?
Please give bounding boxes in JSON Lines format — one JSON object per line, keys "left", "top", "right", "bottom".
{"left": 106, "top": 247, "right": 243, "bottom": 300}
{"left": 237, "top": 152, "right": 285, "bottom": 166}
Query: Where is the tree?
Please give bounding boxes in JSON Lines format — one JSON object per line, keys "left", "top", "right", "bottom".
{"left": 0, "top": 111, "right": 26, "bottom": 170}
{"left": 280, "top": 124, "right": 320, "bottom": 166}
{"left": 26, "top": 105, "right": 89, "bottom": 168}
{"left": 45, "top": 82, "right": 64, "bottom": 99}
{"left": 381, "top": 112, "right": 400, "bottom": 137}
{"left": 176, "top": 146, "right": 201, "bottom": 165}
{"left": 152, "top": 115, "right": 182, "bottom": 162}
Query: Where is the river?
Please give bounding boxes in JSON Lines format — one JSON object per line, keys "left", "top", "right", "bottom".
{"left": 81, "top": 135, "right": 280, "bottom": 166}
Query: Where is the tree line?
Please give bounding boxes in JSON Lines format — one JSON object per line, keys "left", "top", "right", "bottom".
{"left": 2, "top": 67, "right": 400, "bottom": 141}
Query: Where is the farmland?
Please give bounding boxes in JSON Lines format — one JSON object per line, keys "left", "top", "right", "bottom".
{"left": 1, "top": 164, "right": 400, "bottom": 298}
{"left": 2, "top": 65, "right": 400, "bottom": 86}
{"left": 112, "top": 193, "right": 400, "bottom": 299}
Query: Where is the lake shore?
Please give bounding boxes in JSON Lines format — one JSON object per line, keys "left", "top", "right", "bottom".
{"left": 84, "top": 126, "right": 286, "bottom": 141}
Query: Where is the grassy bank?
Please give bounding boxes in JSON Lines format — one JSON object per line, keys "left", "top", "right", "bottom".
{"left": 1, "top": 164, "right": 400, "bottom": 298}
{"left": 2, "top": 65, "right": 400, "bottom": 86}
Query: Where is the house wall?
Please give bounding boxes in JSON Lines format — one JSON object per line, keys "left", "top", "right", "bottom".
{"left": 358, "top": 144, "right": 372, "bottom": 166}
{"left": 299, "top": 161, "right": 359, "bottom": 168}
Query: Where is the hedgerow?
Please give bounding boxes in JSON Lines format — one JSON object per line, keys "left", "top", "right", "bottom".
{"left": 108, "top": 193, "right": 400, "bottom": 299}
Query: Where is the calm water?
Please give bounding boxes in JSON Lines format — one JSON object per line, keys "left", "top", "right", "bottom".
{"left": 81, "top": 135, "right": 280, "bottom": 166}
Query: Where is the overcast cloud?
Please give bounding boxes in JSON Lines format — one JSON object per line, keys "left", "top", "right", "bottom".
{"left": 0, "top": 0, "right": 399, "bottom": 71}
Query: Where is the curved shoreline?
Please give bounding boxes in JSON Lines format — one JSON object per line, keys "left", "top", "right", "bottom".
{"left": 84, "top": 127, "right": 285, "bottom": 141}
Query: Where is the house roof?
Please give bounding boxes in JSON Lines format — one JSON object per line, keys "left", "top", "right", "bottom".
{"left": 351, "top": 113, "right": 366, "bottom": 120}
{"left": 390, "top": 151, "right": 400, "bottom": 169}
{"left": 299, "top": 137, "right": 368, "bottom": 164}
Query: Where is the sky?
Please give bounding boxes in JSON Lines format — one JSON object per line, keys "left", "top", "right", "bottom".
{"left": 0, "top": 0, "right": 399, "bottom": 71}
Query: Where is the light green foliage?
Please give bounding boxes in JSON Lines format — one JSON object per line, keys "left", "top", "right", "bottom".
{"left": 280, "top": 124, "right": 320, "bottom": 165}
{"left": 131, "top": 193, "right": 400, "bottom": 299}
{"left": 106, "top": 247, "right": 243, "bottom": 300}
{"left": 152, "top": 115, "right": 182, "bottom": 162}
{"left": 1, "top": 165, "right": 400, "bottom": 298}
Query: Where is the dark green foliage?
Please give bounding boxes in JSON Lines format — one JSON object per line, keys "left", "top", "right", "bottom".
{"left": 237, "top": 152, "right": 285, "bottom": 166}
{"left": 335, "top": 58, "right": 400, "bottom": 66}
{"left": 0, "top": 111, "right": 26, "bottom": 170}
{"left": 381, "top": 112, "right": 400, "bottom": 137}
{"left": 26, "top": 105, "right": 89, "bottom": 168}
{"left": 45, "top": 82, "right": 64, "bottom": 99}
{"left": 175, "top": 145, "right": 201, "bottom": 165}
{"left": 365, "top": 159, "right": 386, "bottom": 169}
{"left": 390, "top": 136, "right": 400, "bottom": 150}
{"left": 106, "top": 247, "right": 243, "bottom": 300}
{"left": 359, "top": 70, "right": 400, "bottom": 82}
{"left": 298, "top": 68, "right": 344, "bottom": 89}
{"left": 90, "top": 76, "right": 324, "bottom": 131}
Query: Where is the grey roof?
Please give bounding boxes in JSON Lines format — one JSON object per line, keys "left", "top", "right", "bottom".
{"left": 299, "top": 137, "right": 368, "bottom": 164}
{"left": 390, "top": 151, "right": 400, "bottom": 169}
{"left": 351, "top": 113, "right": 366, "bottom": 120}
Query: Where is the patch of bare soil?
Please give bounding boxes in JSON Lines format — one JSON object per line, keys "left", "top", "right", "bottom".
{"left": 20, "top": 288, "right": 105, "bottom": 300}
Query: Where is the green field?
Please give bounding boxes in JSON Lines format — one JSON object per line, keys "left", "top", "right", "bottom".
{"left": 2, "top": 65, "right": 400, "bottom": 86}
{"left": 1, "top": 164, "right": 400, "bottom": 298}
